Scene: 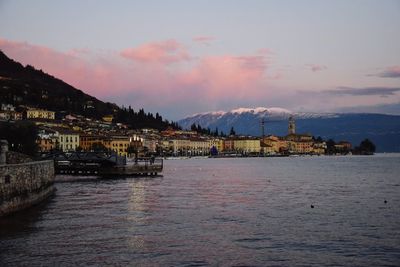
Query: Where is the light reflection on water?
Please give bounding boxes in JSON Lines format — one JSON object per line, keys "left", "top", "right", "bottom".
{"left": 1, "top": 154, "right": 400, "bottom": 266}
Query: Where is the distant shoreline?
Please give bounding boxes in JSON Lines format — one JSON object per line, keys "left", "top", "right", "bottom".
{"left": 162, "top": 153, "right": 399, "bottom": 160}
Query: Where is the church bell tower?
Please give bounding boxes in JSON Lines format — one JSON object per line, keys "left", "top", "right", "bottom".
{"left": 288, "top": 116, "right": 295, "bottom": 135}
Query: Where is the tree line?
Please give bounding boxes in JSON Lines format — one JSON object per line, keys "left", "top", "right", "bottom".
{"left": 190, "top": 123, "right": 238, "bottom": 137}
{"left": 114, "top": 106, "right": 181, "bottom": 130}
{"left": 324, "top": 138, "right": 376, "bottom": 155}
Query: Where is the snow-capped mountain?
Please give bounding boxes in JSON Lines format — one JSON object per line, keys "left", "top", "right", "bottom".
{"left": 180, "top": 107, "right": 337, "bottom": 130}
{"left": 178, "top": 107, "right": 400, "bottom": 152}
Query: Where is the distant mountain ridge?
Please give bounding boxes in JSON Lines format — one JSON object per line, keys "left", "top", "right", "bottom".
{"left": 179, "top": 107, "right": 400, "bottom": 152}
{"left": 0, "top": 50, "right": 178, "bottom": 130}
{"left": 185, "top": 107, "right": 339, "bottom": 122}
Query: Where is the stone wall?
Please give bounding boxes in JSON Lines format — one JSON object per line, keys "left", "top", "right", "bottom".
{"left": 0, "top": 160, "right": 55, "bottom": 216}
{"left": 6, "top": 150, "right": 33, "bottom": 164}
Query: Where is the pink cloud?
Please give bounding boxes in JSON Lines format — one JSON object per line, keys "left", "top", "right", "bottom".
{"left": 0, "top": 38, "right": 274, "bottom": 116}
{"left": 120, "top": 39, "right": 190, "bottom": 64}
{"left": 0, "top": 38, "right": 130, "bottom": 97}
{"left": 306, "top": 64, "right": 328, "bottom": 72}
{"left": 192, "top": 36, "right": 215, "bottom": 45}
{"left": 66, "top": 47, "right": 90, "bottom": 56}
{"left": 179, "top": 54, "right": 268, "bottom": 100}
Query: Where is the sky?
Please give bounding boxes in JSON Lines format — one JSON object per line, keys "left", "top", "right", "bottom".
{"left": 0, "top": 0, "right": 400, "bottom": 120}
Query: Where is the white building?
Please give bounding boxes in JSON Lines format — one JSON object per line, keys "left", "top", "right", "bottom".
{"left": 57, "top": 129, "right": 80, "bottom": 152}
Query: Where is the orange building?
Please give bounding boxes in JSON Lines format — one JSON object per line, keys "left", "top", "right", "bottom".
{"left": 37, "top": 137, "right": 57, "bottom": 152}
{"left": 80, "top": 134, "right": 106, "bottom": 151}
{"left": 223, "top": 138, "right": 235, "bottom": 152}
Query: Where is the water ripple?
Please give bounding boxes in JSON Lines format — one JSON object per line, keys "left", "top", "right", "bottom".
{"left": 1, "top": 155, "right": 400, "bottom": 266}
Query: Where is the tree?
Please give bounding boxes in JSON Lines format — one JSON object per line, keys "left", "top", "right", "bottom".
{"left": 229, "top": 126, "right": 236, "bottom": 136}
{"left": 0, "top": 121, "right": 38, "bottom": 156}
{"left": 314, "top": 136, "right": 323, "bottom": 143}
{"left": 354, "top": 139, "right": 376, "bottom": 155}
{"left": 214, "top": 127, "right": 219, "bottom": 137}
{"left": 326, "top": 139, "right": 336, "bottom": 155}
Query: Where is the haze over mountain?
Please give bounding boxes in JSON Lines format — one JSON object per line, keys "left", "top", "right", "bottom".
{"left": 179, "top": 107, "right": 400, "bottom": 152}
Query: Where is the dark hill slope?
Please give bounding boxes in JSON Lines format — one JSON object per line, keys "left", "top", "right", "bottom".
{"left": 0, "top": 50, "right": 117, "bottom": 118}
{"left": 0, "top": 50, "right": 178, "bottom": 130}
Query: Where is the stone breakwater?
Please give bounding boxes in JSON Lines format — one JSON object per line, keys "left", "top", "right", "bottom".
{"left": 0, "top": 159, "right": 55, "bottom": 216}
{"left": 0, "top": 160, "right": 55, "bottom": 216}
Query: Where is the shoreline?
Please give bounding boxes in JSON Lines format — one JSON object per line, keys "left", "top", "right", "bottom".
{"left": 162, "top": 153, "right": 388, "bottom": 160}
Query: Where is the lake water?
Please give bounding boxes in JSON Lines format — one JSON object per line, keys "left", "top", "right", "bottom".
{"left": 1, "top": 155, "right": 400, "bottom": 266}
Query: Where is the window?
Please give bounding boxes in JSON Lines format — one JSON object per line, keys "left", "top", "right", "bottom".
{"left": 5, "top": 175, "right": 11, "bottom": 184}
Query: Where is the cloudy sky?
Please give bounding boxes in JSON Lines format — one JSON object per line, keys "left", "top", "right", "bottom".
{"left": 1, "top": 0, "right": 400, "bottom": 119}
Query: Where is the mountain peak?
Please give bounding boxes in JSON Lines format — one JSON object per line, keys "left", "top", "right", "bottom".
{"left": 178, "top": 107, "right": 400, "bottom": 152}
{"left": 190, "top": 110, "right": 227, "bottom": 118}
{"left": 185, "top": 106, "right": 293, "bottom": 120}
{"left": 230, "top": 107, "right": 292, "bottom": 115}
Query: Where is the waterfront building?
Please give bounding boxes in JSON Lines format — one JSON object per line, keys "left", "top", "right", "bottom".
{"left": 159, "top": 139, "right": 171, "bottom": 155}
{"left": 190, "top": 137, "right": 211, "bottom": 156}
{"left": 209, "top": 138, "right": 224, "bottom": 154}
{"left": 143, "top": 137, "right": 157, "bottom": 154}
{"left": 169, "top": 138, "right": 191, "bottom": 156}
{"left": 233, "top": 137, "right": 261, "bottom": 154}
{"left": 285, "top": 133, "right": 313, "bottom": 142}
{"left": 287, "top": 140, "right": 314, "bottom": 154}
{"left": 79, "top": 134, "right": 106, "bottom": 151}
{"left": 336, "top": 141, "right": 352, "bottom": 150}
{"left": 313, "top": 142, "right": 327, "bottom": 155}
{"left": 37, "top": 137, "right": 57, "bottom": 152}
{"left": 263, "top": 135, "right": 283, "bottom": 154}
{"left": 26, "top": 109, "right": 55, "bottom": 120}
{"left": 104, "top": 135, "right": 131, "bottom": 157}
{"left": 262, "top": 142, "right": 275, "bottom": 154}
{"left": 285, "top": 133, "right": 313, "bottom": 154}
{"left": 334, "top": 141, "right": 352, "bottom": 153}
{"left": 57, "top": 129, "right": 80, "bottom": 152}
{"left": 223, "top": 138, "right": 235, "bottom": 153}
{"left": 37, "top": 128, "right": 58, "bottom": 152}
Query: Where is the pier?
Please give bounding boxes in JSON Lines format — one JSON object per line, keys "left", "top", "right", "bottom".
{"left": 41, "top": 151, "right": 163, "bottom": 177}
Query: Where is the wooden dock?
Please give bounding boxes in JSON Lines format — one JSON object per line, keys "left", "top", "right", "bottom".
{"left": 55, "top": 159, "right": 163, "bottom": 176}
{"left": 41, "top": 152, "right": 163, "bottom": 177}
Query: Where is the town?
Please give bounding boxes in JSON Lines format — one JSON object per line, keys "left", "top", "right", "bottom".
{"left": 0, "top": 103, "right": 368, "bottom": 158}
